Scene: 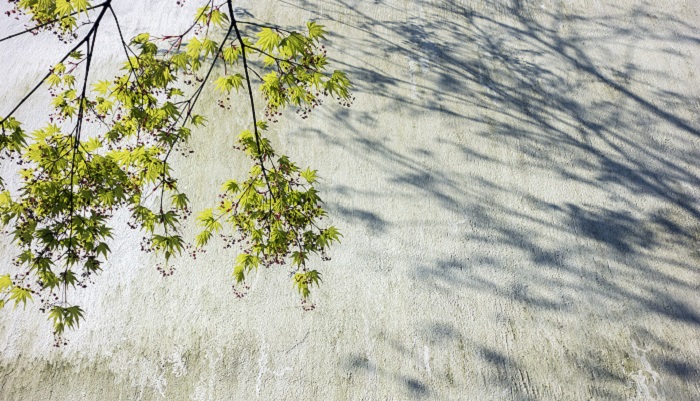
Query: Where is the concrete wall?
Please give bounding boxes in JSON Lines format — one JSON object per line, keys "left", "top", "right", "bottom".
{"left": 1, "top": 0, "right": 700, "bottom": 399}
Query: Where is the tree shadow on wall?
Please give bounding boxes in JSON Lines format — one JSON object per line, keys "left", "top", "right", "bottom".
{"left": 278, "top": 0, "right": 700, "bottom": 398}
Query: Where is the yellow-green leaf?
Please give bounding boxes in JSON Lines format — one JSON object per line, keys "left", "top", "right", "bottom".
{"left": 255, "top": 28, "right": 281, "bottom": 52}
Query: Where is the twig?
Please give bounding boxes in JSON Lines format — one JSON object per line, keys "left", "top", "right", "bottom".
{"left": 228, "top": 0, "right": 275, "bottom": 200}
{"left": 0, "top": 2, "right": 108, "bottom": 43}
{"left": 0, "top": 2, "right": 111, "bottom": 127}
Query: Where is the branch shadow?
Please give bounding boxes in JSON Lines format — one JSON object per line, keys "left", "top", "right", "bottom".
{"left": 282, "top": 0, "right": 700, "bottom": 398}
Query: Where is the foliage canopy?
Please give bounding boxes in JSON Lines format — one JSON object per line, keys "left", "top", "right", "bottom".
{"left": 0, "top": 0, "right": 352, "bottom": 344}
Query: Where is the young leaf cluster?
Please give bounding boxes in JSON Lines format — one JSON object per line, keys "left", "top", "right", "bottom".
{"left": 251, "top": 22, "right": 353, "bottom": 120}
{"left": 0, "top": 0, "right": 352, "bottom": 342}
{"left": 7, "top": 0, "right": 95, "bottom": 39}
{"left": 197, "top": 123, "right": 342, "bottom": 304}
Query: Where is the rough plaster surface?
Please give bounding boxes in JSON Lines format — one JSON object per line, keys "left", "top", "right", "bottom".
{"left": 1, "top": 0, "right": 700, "bottom": 399}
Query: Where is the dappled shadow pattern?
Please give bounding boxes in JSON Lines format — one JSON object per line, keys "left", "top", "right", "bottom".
{"left": 282, "top": 0, "right": 700, "bottom": 399}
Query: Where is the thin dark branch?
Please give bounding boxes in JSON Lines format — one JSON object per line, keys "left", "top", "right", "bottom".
{"left": 247, "top": 65, "right": 263, "bottom": 82}
{"left": 108, "top": 6, "right": 139, "bottom": 60}
{"left": 157, "top": 9, "right": 237, "bottom": 219}
{"left": 228, "top": 0, "right": 275, "bottom": 200}
{"left": 64, "top": 2, "right": 109, "bottom": 305}
{"left": 0, "top": 2, "right": 108, "bottom": 43}
{"left": 246, "top": 45, "right": 309, "bottom": 70}
{"left": 0, "top": 1, "right": 111, "bottom": 127}
{"left": 108, "top": 4, "right": 148, "bottom": 105}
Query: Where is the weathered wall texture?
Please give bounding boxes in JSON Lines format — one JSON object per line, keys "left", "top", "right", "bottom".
{"left": 2, "top": 0, "right": 700, "bottom": 399}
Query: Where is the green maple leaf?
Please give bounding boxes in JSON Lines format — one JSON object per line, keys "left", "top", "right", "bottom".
{"left": 307, "top": 22, "right": 327, "bottom": 41}
{"left": 256, "top": 28, "right": 281, "bottom": 52}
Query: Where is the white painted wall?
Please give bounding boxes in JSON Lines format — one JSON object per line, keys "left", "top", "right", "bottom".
{"left": 1, "top": 0, "right": 700, "bottom": 399}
